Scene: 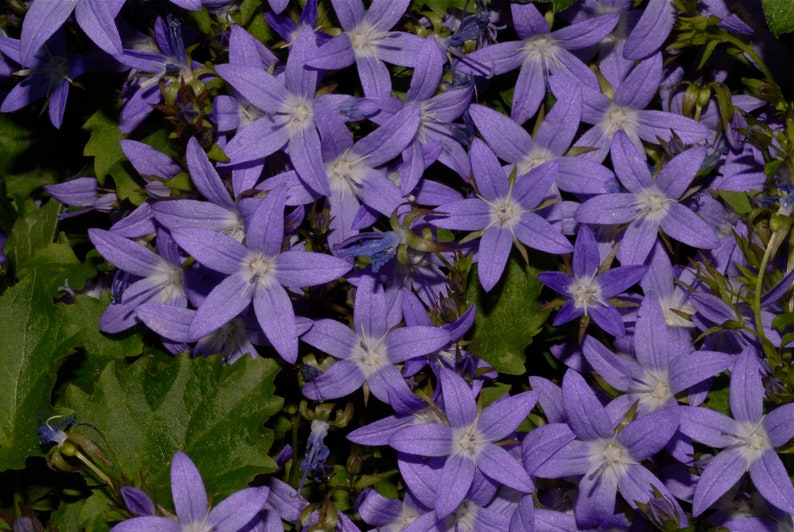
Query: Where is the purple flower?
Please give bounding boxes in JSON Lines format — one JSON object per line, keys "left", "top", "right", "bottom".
{"left": 388, "top": 367, "right": 536, "bottom": 518}
{"left": 301, "top": 275, "right": 448, "bottom": 411}
{"left": 461, "top": 3, "right": 618, "bottom": 124}
{"left": 170, "top": 185, "right": 351, "bottom": 363}
{"left": 110, "top": 451, "right": 267, "bottom": 531}
{"left": 575, "top": 130, "right": 719, "bottom": 265}
{"left": 0, "top": 31, "right": 86, "bottom": 128}
{"left": 537, "top": 224, "right": 646, "bottom": 337}
{"left": 431, "top": 139, "right": 572, "bottom": 292}
{"left": 532, "top": 369, "right": 687, "bottom": 528}
{"left": 681, "top": 347, "right": 794, "bottom": 516}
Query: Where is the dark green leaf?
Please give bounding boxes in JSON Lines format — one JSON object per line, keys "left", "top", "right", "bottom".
{"left": 83, "top": 111, "right": 125, "bottom": 181}
{"left": 5, "top": 199, "right": 60, "bottom": 274}
{"left": 0, "top": 275, "right": 75, "bottom": 470}
{"left": 762, "top": 0, "right": 794, "bottom": 37}
{"left": 18, "top": 242, "right": 96, "bottom": 297}
{"left": 65, "top": 354, "right": 282, "bottom": 503}
{"left": 466, "top": 258, "right": 548, "bottom": 375}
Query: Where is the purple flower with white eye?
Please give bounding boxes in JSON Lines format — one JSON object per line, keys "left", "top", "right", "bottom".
{"left": 301, "top": 275, "right": 448, "bottom": 411}
{"left": 431, "top": 139, "right": 573, "bottom": 292}
{"left": 575, "top": 130, "right": 719, "bottom": 265}
{"left": 88, "top": 228, "right": 187, "bottom": 334}
{"left": 306, "top": 0, "right": 424, "bottom": 97}
{"left": 681, "top": 347, "right": 794, "bottom": 517}
{"left": 537, "top": 224, "right": 646, "bottom": 337}
{"left": 531, "top": 369, "right": 687, "bottom": 529}
{"left": 170, "top": 185, "right": 352, "bottom": 363}
{"left": 110, "top": 451, "right": 267, "bottom": 531}
{"left": 572, "top": 53, "right": 709, "bottom": 163}
{"left": 460, "top": 3, "right": 618, "bottom": 124}
{"left": 388, "top": 367, "right": 536, "bottom": 518}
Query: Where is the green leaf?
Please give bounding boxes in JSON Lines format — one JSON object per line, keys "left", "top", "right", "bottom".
{"left": 5, "top": 199, "right": 60, "bottom": 272}
{"left": 0, "top": 275, "right": 75, "bottom": 470}
{"left": 18, "top": 243, "right": 96, "bottom": 297}
{"left": 83, "top": 111, "right": 125, "bottom": 181}
{"left": 466, "top": 258, "right": 548, "bottom": 375}
{"left": 64, "top": 354, "right": 282, "bottom": 503}
{"left": 108, "top": 161, "right": 147, "bottom": 205}
{"left": 551, "top": 0, "right": 577, "bottom": 12}
{"left": 762, "top": 0, "right": 794, "bottom": 37}
{"left": 48, "top": 488, "right": 115, "bottom": 531}
{"left": 718, "top": 190, "right": 753, "bottom": 215}
{"left": 55, "top": 293, "right": 144, "bottom": 395}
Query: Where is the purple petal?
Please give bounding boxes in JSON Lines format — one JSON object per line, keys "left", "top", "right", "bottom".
{"left": 207, "top": 487, "right": 267, "bottom": 530}
{"left": 562, "top": 369, "right": 613, "bottom": 441}
{"left": 478, "top": 391, "right": 537, "bottom": 441}
{"left": 575, "top": 472, "right": 618, "bottom": 528}
{"left": 610, "top": 130, "right": 653, "bottom": 192}
{"left": 692, "top": 448, "right": 746, "bottom": 516}
{"left": 659, "top": 203, "right": 719, "bottom": 250}
{"left": 581, "top": 335, "right": 637, "bottom": 392}
{"left": 656, "top": 146, "right": 705, "bottom": 199}
{"left": 572, "top": 224, "right": 599, "bottom": 277}
{"left": 20, "top": 2, "right": 75, "bottom": 65}
{"left": 513, "top": 213, "right": 573, "bottom": 255}
{"left": 468, "top": 104, "right": 532, "bottom": 164}
{"left": 618, "top": 408, "right": 678, "bottom": 460}
{"left": 302, "top": 360, "right": 364, "bottom": 401}
{"left": 189, "top": 274, "right": 253, "bottom": 339}
{"left": 121, "top": 140, "right": 180, "bottom": 180}
{"left": 438, "top": 367, "right": 477, "bottom": 428}
{"left": 215, "top": 64, "right": 287, "bottom": 112}
{"left": 511, "top": 58, "right": 545, "bottom": 125}
{"left": 88, "top": 229, "right": 160, "bottom": 276}
{"left": 436, "top": 454, "right": 474, "bottom": 517}
{"left": 171, "top": 227, "right": 248, "bottom": 275}
{"left": 679, "top": 406, "right": 735, "bottom": 447}
{"left": 669, "top": 350, "right": 733, "bottom": 395}
{"left": 389, "top": 423, "right": 453, "bottom": 456}
{"left": 254, "top": 284, "right": 298, "bottom": 362}
{"left": 170, "top": 451, "right": 208, "bottom": 524}
{"left": 478, "top": 227, "right": 512, "bottom": 292}
{"left": 574, "top": 194, "right": 637, "bottom": 225}
{"left": 477, "top": 443, "right": 533, "bottom": 492}
{"left": 588, "top": 304, "right": 626, "bottom": 337}
{"left": 384, "top": 326, "right": 450, "bottom": 363}
{"left": 614, "top": 53, "right": 662, "bottom": 109}
{"left": 353, "top": 275, "right": 387, "bottom": 339}
{"left": 749, "top": 450, "right": 794, "bottom": 514}
{"left": 470, "top": 138, "right": 510, "bottom": 200}
{"left": 186, "top": 137, "right": 233, "bottom": 208}
{"left": 110, "top": 517, "right": 180, "bottom": 531}
{"left": 618, "top": 217, "right": 659, "bottom": 266}
{"left": 764, "top": 403, "right": 794, "bottom": 447}
{"left": 624, "top": 0, "right": 675, "bottom": 60}
{"left": 729, "top": 348, "right": 764, "bottom": 423}
{"left": 75, "top": 0, "right": 123, "bottom": 58}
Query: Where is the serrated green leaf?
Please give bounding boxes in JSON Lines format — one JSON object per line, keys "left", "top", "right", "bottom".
{"left": 18, "top": 243, "right": 96, "bottom": 297}
{"left": 551, "top": 0, "right": 577, "bottom": 12}
{"left": 466, "top": 258, "right": 547, "bottom": 375}
{"left": 0, "top": 275, "right": 75, "bottom": 470}
{"left": 109, "top": 161, "right": 147, "bottom": 205}
{"left": 83, "top": 111, "right": 125, "bottom": 180}
{"left": 55, "top": 293, "right": 144, "bottom": 395}
{"left": 238, "top": 0, "right": 262, "bottom": 25}
{"left": 763, "top": 0, "right": 794, "bottom": 37}
{"left": 48, "top": 488, "right": 115, "bottom": 531}
{"left": 718, "top": 190, "right": 753, "bottom": 215}
{"left": 65, "top": 354, "right": 282, "bottom": 503}
{"left": 5, "top": 199, "right": 60, "bottom": 274}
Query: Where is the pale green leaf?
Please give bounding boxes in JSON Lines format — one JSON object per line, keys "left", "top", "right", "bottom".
{"left": 763, "top": 0, "right": 794, "bottom": 37}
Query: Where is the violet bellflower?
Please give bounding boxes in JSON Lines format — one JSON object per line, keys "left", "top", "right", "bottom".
{"left": 301, "top": 274, "right": 449, "bottom": 411}
{"left": 467, "top": 76, "right": 617, "bottom": 196}
{"left": 575, "top": 130, "right": 719, "bottom": 265}
{"left": 0, "top": 31, "right": 86, "bottom": 129}
{"left": 460, "top": 3, "right": 618, "bottom": 124}
{"left": 88, "top": 227, "right": 187, "bottom": 334}
{"left": 680, "top": 347, "right": 794, "bottom": 516}
{"left": 388, "top": 367, "right": 536, "bottom": 518}
{"left": 572, "top": 53, "right": 709, "bottom": 163}
{"left": 582, "top": 293, "right": 734, "bottom": 417}
{"left": 306, "top": 0, "right": 424, "bottom": 97}
{"left": 111, "top": 451, "right": 267, "bottom": 531}
{"left": 214, "top": 26, "right": 331, "bottom": 196}
{"left": 170, "top": 185, "right": 352, "bottom": 363}
{"left": 431, "top": 139, "right": 573, "bottom": 292}
{"left": 537, "top": 224, "right": 646, "bottom": 337}
{"left": 531, "top": 369, "right": 687, "bottom": 528}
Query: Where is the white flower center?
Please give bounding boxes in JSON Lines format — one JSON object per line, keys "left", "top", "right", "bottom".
{"left": 634, "top": 186, "right": 671, "bottom": 222}
{"left": 284, "top": 94, "right": 313, "bottom": 134}
{"left": 518, "top": 147, "right": 554, "bottom": 176}
{"left": 351, "top": 334, "right": 389, "bottom": 376}
{"left": 568, "top": 275, "right": 603, "bottom": 313}
{"left": 520, "top": 34, "right": 560, "bottom": 67}
{"left": 632, "top": 369, "right": 673, "bottom": 411}
{"left": 244, "top": 253, "right": 276, "bottom": 289}
{"left": 451, "top": 423, "right": 486, "bottom": 461}
{"left": 152, "top": 262, "right": 185, "bottom": 303}
{"left": 588, "top": 437, "right": 637, "bottom": 485}
{"left": 349, "top": 23, "right": 390, "bottom": 59}
{"left": 603, "top": 104, "right": 638, "bottom": 137}
{"left": 730, "top": 420, "right": 771, "bottom": 466}
{"left": 327, "top": 149, "right": 370, "bottom": 196}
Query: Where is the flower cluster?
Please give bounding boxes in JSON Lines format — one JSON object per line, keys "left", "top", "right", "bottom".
{"left": 4, "top": 0, "right": 794, "bottom": 530}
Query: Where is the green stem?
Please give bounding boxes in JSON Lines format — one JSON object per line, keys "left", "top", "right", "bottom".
{"left": 74, "top": 449, "right": 113, "bottom": 487}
